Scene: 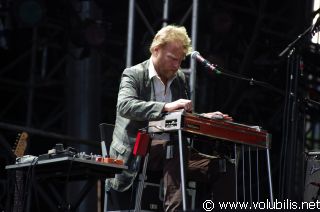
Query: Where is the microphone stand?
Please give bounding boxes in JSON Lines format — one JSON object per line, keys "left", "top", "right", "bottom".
{"left": 194, "top": 16, "right": 320, "bottom": 202}
{"left": 278, "top": 25, "right": 313, "bottom": 57}
{"left": 277, "top": 17, "right": 320, "bottom": 201}
{"left": 199, "top": 62, "right": 284, "bottom": 96}
{"left": 279, "top": 14, "right": 320, "bottom": 57}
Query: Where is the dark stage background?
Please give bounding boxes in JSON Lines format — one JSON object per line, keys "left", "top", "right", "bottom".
{"left": 0, "top": 0, "right": 320, "bottom": 211}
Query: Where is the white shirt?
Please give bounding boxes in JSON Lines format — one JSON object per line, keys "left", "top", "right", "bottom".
{"left": 148, "top": 58, "right": 176, "bottom": 141}
{"left": 148, "top": 58, "right": 176, "bottom": 103}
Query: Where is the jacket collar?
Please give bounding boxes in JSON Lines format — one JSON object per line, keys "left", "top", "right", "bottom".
{"left": 141, "top": 59, "right": 182, "bottom": 101}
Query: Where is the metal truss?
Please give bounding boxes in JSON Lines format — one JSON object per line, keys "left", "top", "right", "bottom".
{"left": 0, "top": 0, "right": 319, "bottom": 210}
{"left": 119, "top": 0, "right": 312, "bottom": 129}
{"left": 0, "top": 0, "right": 318, "bottom": 182}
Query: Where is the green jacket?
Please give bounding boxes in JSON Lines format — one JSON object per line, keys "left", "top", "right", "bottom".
{"left": 106, "top": 59, "right": 189, "bottom": 192}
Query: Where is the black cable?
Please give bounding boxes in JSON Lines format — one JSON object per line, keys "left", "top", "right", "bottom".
{"left": 22, "top": 157, "right": 39, "bottom": 212}
{"left": 21, "top": 161, "right": 33, "bottom": 212}
{"left": 128, "top": 184, "right": 135, "bottom": 212}
{"left": 65, "top": 155, "right": 76, "bottom": 186}
{"left": 29, "top": 157, "right": 39, "bottom": 211}
{"left": 62, "top": 154, "right": 76, "bottom": 210}
{"left": 13, "top": 168, "right": 24, "bottom": 211}
{"left": 279, "top": 52, "right": 292, "bottom": 199}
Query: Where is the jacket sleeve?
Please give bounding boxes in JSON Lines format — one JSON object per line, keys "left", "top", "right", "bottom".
{"left": 117, "top": 68, "right": 165, "bottom": 121}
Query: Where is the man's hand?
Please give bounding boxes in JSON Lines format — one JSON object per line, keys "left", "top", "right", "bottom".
{"left": 201, "top": 111, "right": 233, "bottom": 121}
{"left": 163, "top": 99, "right": 192, "bottom": 112}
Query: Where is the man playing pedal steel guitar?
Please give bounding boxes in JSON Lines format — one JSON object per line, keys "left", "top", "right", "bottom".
{"left": 106, "top": 25, "right": 233, "bottom": 211}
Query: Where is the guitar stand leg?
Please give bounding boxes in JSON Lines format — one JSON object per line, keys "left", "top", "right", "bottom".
{"left": 178, "top": 130, "right": 187, "bottom": 211}
{"left": 266, "top": 149, "right": 274, "bottom": 206}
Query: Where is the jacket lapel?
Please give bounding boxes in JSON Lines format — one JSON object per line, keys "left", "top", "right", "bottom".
{"left": 141, "top": 60, "right": 153, "bottom": 101}
{"left": 171, "top": 77, "right": 180, "bottom": 101}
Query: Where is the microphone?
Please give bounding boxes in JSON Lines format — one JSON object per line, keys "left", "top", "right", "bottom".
{"left": 190, "top": 51, "right": 221, "bottom": 74}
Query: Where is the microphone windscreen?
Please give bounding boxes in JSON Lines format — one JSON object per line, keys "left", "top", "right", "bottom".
{"left": 190, "top": 51, "right": 200, "bottom": 59}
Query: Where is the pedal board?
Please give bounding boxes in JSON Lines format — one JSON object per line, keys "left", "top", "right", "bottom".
{"left": 38, "top": 143, "right": 77, "bottom": 161}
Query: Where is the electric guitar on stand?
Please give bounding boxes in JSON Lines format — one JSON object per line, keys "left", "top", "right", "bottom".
{"left": 12, "top": 131, "right": 28, "bottom": 212}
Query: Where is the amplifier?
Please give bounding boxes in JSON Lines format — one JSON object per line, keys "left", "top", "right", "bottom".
{"left": 304, "top": 153, "right": 320, "bottom": 201}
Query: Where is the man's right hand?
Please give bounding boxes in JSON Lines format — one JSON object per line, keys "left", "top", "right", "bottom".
{"left": 163, "top": 99, "right": 192, "bottom": 112}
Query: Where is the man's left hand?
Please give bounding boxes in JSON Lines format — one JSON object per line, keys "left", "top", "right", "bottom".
{"left": 201, "top": 111, "right": 233, "bottom": 121}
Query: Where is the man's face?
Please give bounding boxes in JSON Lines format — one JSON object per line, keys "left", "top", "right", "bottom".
{"left": 152, "top": 41, "right": 185, "bottom": 82}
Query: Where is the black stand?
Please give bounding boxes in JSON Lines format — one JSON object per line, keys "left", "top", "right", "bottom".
{"left": 278, "top": 17, "right": 320, "bottom": 200}
{"left": 5, "top": 157, "right": 126, "bottom": 212}
{"left": 192, "top": 16, "right": 320, "bottom": 202}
